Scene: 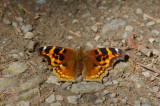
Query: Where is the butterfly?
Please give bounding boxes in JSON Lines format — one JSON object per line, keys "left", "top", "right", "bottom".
{"left": 39, "top": 46, "right": 126, "bottom": 82}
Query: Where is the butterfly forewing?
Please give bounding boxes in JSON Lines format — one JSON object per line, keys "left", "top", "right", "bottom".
{"left": 39, "top": 46, "right": 77, "bottom": 81}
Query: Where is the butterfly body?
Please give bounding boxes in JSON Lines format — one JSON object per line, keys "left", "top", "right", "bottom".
{"left": 39, "top": 46, "right": 126, "bottom": 82}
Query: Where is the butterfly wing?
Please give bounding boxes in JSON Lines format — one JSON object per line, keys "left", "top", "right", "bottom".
{"left": 39, "top": 46, "right": 77, "bottom": 82}
{"left": 83, "top": 47, "right": 126, "bottom": 82}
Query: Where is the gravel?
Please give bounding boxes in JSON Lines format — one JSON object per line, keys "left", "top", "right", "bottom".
{"left": 94, "top": 35, "right": 100, "bottom": 41}
{"left": 46, "top": 76, "right": 61, "bottom": 86}
{"left": 102, "top": 19, "right": 126, "bottom": 35}
{"left": 50, "top": 102, "right": 61, "bottom": 106}
{"left": 67, "top": 96, "right": 78, "bottom": 104}
{"left": 21, "top": 24, "right": 33, "bottom": 33}
{"left": 8, "top": 62, "right": 28, "bottom": 76}
{"left": 142, "top": 71, "right": 151, "bottom": 77}
{"left": 71, "top": 82, "right": 104, "bottom": 94}
{"left": 95, "top": 97, "right": 106, "bottom": 104}
{"left": 136, "top": 8, "right": 143, "bottom": 14}
{"left": 45, "top": 94, "right": 56, "bottom": 103}
{"left": 56, "top": 95, "right": 63, "bottom": 101}
{"left": 146, "top": 21, "right": 156, "bottom": 26}
{"left": 91, "top": 25, "right": 98, "bottom": 32}
{"left": 72, "top": 19, "right": 78, "bottom": 23}
{"left": 125, "top": 25, "right": 134, "bottom": 32}
{"left": 153, "top": 86, "right": 159, "bottom": 92}
{"left": 135, "top": 100, "right": 141, "bottom": 106}
{"left": 24, "top": 32, "right": 35, "bottom": 39}
{"left": 149, "top": 38, "right": 155, "bottom": 43}
{"left": 36, "top": 0, "right": 46, "bottom": 4}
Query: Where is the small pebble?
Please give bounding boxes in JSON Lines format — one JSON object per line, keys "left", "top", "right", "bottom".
{"left": 112, "top": 80, "right": 119, "bottom": 85}
{"left": 50, "top": 102, "right": 61, "bottom": 106}
{"left": 135, "top": 100, "right": 141, "bottom": 106}
{"left": 153, "top": 86, "right": 159, "bottom": 92}
{"left": 152, "top": 49, "right": 160, "bottom": 55}
{"left": 36, "top": 0, "right": 46, "bottom": 4}
{"left": 103, "top": 90, "right": 110, "bottom": 95}
{"left": 3, "top": 18, "right": 11, "bottom": 25}
{"left": 67, "top": 96, "right": 78, "bottom": 104}
{"left": 72, "top": 19, "right": 78, "bottom": 23}
{"left": 104, "top": 81, "right": 113, "bottom": 86}
{"left": 24, "top": 32, "right": 35, "bottom": 39}
{"left": 27, "top": 41, "right": 36, "bottom": 52}
{"left": 95, "top": 97, "right": 106, "bottom": 104}
{"left": 67, "top": 36, "right": 73, "bottom": 40}
{"left": 91, "top": 25, "right": 98, "bottom": 32}
{"left": 146, "top": 21, "right": 156, "bottom": 26}
{"left": 110, "top": 93, "right": 116, "bottom": 98}
{"left": 46, "top": 94, "right": 56, "bottom": 103}
{"left": 152, "top": 30, "right": 159, "bottom": 36}
{"left": 98, "top": 6, "right": 107, "bottom": 10}
{"left": 112, "top": 98, "right": 118, "bottom": 103}
{"left": 125, "top": 25, "right": 134, "bottom": 32}
{"left": 103, "top": 42, "right": 110, "bottom": 46}
{"left": 149, "top": 38, "right": 155, "bottom": 43}
{"left": 46, "top": 76, "right": 61, "bottom": 86}
{"left": 142, "top": 71, "right": 151, "bottom": 77}
{"left": 94, "top": 35, "right": 100, "bottom": 41}
{"left": 61, "top": 82, "right": 72, "bottom": 90}
{"left": 56, "top": 95, "right": 63, "bottom": 101}
{"left": 136, "top": 8, "right": 143, "bottom": 14}
{"left": 86, "top": 42, "right": 94, "bottom": 49}
{"left": 12, "top": 22, "right": 18, "bottom": 28}
{"left": 21, "top": 24, "right": 33, "bottom": 33}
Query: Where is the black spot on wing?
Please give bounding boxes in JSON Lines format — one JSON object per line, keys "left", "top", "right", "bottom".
{"left": 96, "top": 55, "right": 101, "bottom": 62}
{"left": 43, "top": 55, "right": 51, "bottom": 65}
{"left": 95, "top": 50, "right": 99, "bottom": 55}
{"left": 54, "top": 47, "right": 62, "bottom": 54}
{"left": 102, "top": 57, "right": 106, "bottom": 61}
{"left": 102, "top": 63, "right": 106, "bottom": 66}
{"left": 62, "top": 62, "right": 67, "bottom": 66}
{"left": 63, "top": 49, "right": 67, "bottom": 54}
{"left": 54, "top": 61, "right": 58, "bottom": 64}
{"left": 44, "top": 46, "right": 53, "bottom": 54}
{"left": 59, "top": 54, "right": 65, "bottom": 61}
{"left": 109, "top": 48, "right": 117, "bottom": 55}
{"left": 52, "top": 54, "right": 55, "bottom": 57}
{"left": 93, "top": 63, "right": 98, "bottom": 67}
{"left": 99, "top": 48, "right": 108, "bottom": 54}
{"left": 55, "top": 56, "right": 58, "bottom": 59}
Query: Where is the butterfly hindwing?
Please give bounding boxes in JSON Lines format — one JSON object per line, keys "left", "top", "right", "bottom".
{"left": 83, "top": 47, "right": 125, "bottom": 82}
{"left": 39, "top": 46, "right": 77, "bottom": 81}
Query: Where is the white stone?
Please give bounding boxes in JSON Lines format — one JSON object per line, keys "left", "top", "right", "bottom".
{"left": 94, "top": 35, "right": 100, "bottom": 41}
{"left": 142, "top": 71, "right": 151, "bottom": 77}
{"left": 46, "top": 76, "right": 61, "bottom": 86}
{"left": 136, "top": 8, "right": 143, "bottom": 14}
{"left": 56, "top": 95, "right": 63, "bottom": 101}
{"left": 91, "top": 25, "right": 98, "bottom": 32}
{"left": 45, "top": 94, "right": 56, "bottom": 103}
{"left": 24, "top": 32, "right": 35, "bottom": 39}
{"left": 125, "top": 25, "right": 134, "bottom": 32}
{"left": 67, "top": 96, "right": 78, "bottom": 104}
{"left": 149, "top": 38, "right": 155, "bottom": 43}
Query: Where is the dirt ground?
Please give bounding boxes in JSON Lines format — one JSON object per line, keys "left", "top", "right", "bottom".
{"left": 0, "top": 0, "right": 160, "bottom": 106}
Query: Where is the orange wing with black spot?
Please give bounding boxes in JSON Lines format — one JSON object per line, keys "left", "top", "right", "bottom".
{"left": 39, "top": 46, "right": 77, "bottom": 82}
{"left": 83, "top": 47, "right": 125, "bottom": 82}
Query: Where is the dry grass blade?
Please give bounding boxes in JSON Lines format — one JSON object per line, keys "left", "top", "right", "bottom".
{"left": 143, "top": 14, "right": 160, "bottom": 22}
{"left": 67, "top": 29, "right": 82, "bottom": 37}
{"left": 136, "top": 62, "right": 160, "bottom": 74}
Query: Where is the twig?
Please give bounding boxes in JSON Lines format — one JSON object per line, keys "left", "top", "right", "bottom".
{"left": 136, "top": 62, "right": 160, "bottom": 74}
{"left": 143, "top": 13, "right": 160, "bottom": 22}
{"left": 39, "top": 88, "right": 54, "bottom": 102}
{"left": 67, "top": 29, "right": 82, "bottom": 37}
